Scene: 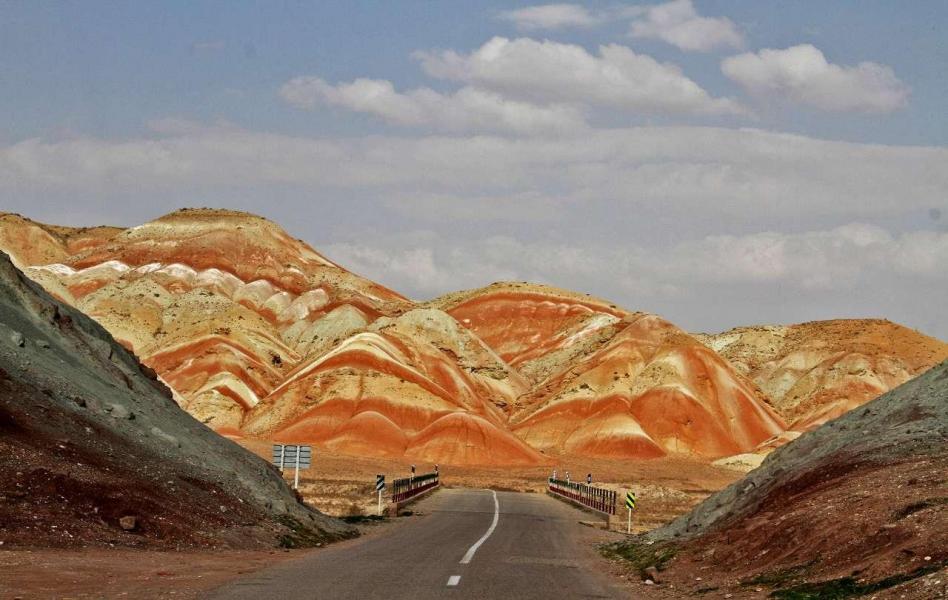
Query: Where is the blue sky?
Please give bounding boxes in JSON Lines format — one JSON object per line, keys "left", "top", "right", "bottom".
{"left": 1, "top": 1, "right": 946, "bottom": 337}
{"left": 4, "top": 1, "right": 947, "bottom": 144}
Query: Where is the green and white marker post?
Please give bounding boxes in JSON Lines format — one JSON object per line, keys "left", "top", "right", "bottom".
{"left": 625, "top": 490, "right": 636, "bottom": 533}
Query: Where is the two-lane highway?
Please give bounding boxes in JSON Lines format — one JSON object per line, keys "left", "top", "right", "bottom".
{"left": 208, "top": 489, "right": 627, "bottom": 599}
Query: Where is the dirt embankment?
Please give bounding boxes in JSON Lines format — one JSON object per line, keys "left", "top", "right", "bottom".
{"left": 0, "top": 250, "right": 353, "bottom": 550}
{"left": 604, "top": 361, "right": 948, "bottom": 599}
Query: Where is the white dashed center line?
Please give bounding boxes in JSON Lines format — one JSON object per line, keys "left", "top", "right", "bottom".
{"left": 447, "top": 575, "right": 461, "bottom": 587}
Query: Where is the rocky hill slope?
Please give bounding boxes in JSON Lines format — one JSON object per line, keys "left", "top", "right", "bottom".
{"left": 433, "top": 283, "right": 785, "bottom": 460}
{"left": 6, "top": 210, "right": 944, "bottom": 468}
{"left": 241, "top": 307, "right": 543, "bottom": 465}
{"left": 0, "top": 250, "right": 352, "bottom": 548}
{"left": 0, "top": 212, "right": 792, "bottom": 465}
{"left": 0, "top": 213, "right": 123, "bottom": 268}
{"left": 610, "top": 360, "right": 948, "bottom": 597}
{"left": 2, "top": 210, "right": 411, "bottom": 431}
{"left": 1, "top": 211, "right": 545, "bottom": 465}
{"left": 696, "top": 319, "right": 948, "bottom": 430}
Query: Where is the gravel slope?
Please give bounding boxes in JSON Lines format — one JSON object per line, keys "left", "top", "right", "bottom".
{"left": 0, "top": 251, "right": 354, "bottom": 548}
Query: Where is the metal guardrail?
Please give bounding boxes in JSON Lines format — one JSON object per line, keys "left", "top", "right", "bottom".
{"left": 548, "top": 477, "right": 616, "bottom": 515}
{"left": 392, "top": 472, "right": 439, "bottom": 503}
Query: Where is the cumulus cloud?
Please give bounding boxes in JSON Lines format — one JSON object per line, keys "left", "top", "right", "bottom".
{"left": 279, "top": 76, "right": 585, "bottom": 134}
{"left": 629, "top": 0, "right": 743, "bottom": 52}
{"left": 414, "top": 37, "right": 745, "bottom": 116}
{"left": 3, "top": 124, "right": 945, "bottom": 337}
{"left": 323, "top": 224, "right": 948, "bottom": 337}
{"left": 328, "top": 224, "right": 947, "bottom": 296}
{"left": 497, "top": 4, "right": 600, "bottom": 30}
{"left": 3, "top": 126, "right": 946, "bottom": 222}
{"left": 722, "top": 44, "right": 910, "bottom": 113}
{"left": 385, "top": 191, "right": 568, "bottom": 222}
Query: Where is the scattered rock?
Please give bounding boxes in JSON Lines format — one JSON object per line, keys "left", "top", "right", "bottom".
{"left": 150, "top": 427, "right": 180, "bottom": 447}
{"left": 107, "top": 403, "right": 133, "bottom": 420}
{"left": 9, "top": 331, "right": 24, "bottom": 347}
{"left": 118, "top": 516, "right": 138, "bottom": 531}
{"left": 643, "top": 566, "right": 660, "bottom": 583}
{"left": 36, "top": 339, "right": 50, "bottom": 349}
{"left": 644, "top": 579, "right": 655, "bottom": 586}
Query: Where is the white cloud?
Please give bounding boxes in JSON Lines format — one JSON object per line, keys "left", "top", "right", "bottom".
{"left": 385, "top": 191, "right": 568, "bottom": 222}
{"left": 414, "top": 36, "right": 746, "bottom": 116}
{"left": 146, "top": 117, "right": 237, "bottom": 135}
{"left": 323, "top": 224, "right": 948, "bottom": 339}
{"left": 629, "top": 0, "right": 743, "bottom": 52}
{"left": 670, "top": 224, "right": 900, "bottom": 289}
{"left": 722, "top": 44, "right": 910, "bottom": 113}
{"left": 497, "top": 4, "right": 600, "bottom": 30}
{"left": 328, "top": 224, "right": 948, "bottom": 297}
{"left": 2, "top": 126, "right": 946, "bottom": 222}
{"left": 3, "top": 124, "right": 945, "bottom": 337}
{"left": 279, "top": 76, "right": 585, "bottom": 134}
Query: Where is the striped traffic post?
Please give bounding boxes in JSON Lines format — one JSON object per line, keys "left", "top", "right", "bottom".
{"left": 376, "top": 474, "right": 386, "bottom": 515}
{"left": 625, "top": 490, "right": 636, "bottom": 533}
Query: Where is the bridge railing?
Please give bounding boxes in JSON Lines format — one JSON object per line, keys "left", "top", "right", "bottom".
{"left": 392, "top": 472, "right": 439, "bottom": 503}
{"left": 548, "top": 477, "right": 616, "bottom": 515}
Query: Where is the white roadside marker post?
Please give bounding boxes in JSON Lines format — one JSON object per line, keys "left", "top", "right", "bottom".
{"left": 375, "top": 475, "right": 386, "bottom": 516}
{"left": 294, "top": 456, "right": 300, "bottom": 490}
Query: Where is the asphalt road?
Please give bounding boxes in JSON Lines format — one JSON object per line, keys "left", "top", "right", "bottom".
{"left": 208, "top": 488, "right": 628, "bottom": 599}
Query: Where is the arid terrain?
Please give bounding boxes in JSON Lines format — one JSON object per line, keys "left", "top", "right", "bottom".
{"left": 236, "top": 437, "right": 742, "bottom": 528}
{"left": 6, "top": 209, "right": 939, "bottom": 473}
{"left": 697, "top": 319, "right": 948, "bottom": 430}
{"left": 1, "top": 209, "right": 946, "bottom": 599}
{"left": 0, "top": 249, "right": 352, "bottom": 550}
{"left": 604, "top": 359, "right": 948, "bottom": 599}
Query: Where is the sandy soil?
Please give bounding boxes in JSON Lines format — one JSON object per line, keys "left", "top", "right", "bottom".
{"left": 0, "top": 519, "right": 398, "bottom": 600}
{"left": 0, "top": 548, "right": 293, "bottom": 599}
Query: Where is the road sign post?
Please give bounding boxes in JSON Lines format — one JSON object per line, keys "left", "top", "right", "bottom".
{"left": 271, "top": 444, "right": 312, "bottom": 490}
{"left": 625, "top": 491, "right": 636, "bottom": 533}
{"left": 375, "top": 474, "right": 386, "bottom": 516}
